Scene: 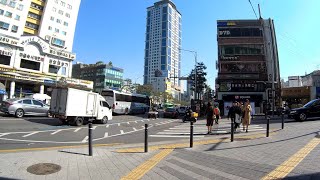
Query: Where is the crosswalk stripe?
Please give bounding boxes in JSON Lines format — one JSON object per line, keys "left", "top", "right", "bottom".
{"left": 51, "top": 130, "right": 62, "bottom": 135}
{"left": 106, "top": 125, "right": 109, "bottom": 128}
{"left": 104, "top": 132, "right": 108, "bottom": 137}
{"left": 120, "top": 130, "right": 124, "bottom": 134}
{"left": 0, "top": 133, "right": 9, "bottom": 137}
{"left": 92, "top": 126, "right": 97, "bottom": 130}
{"left": 117, "top": 123, "right": 120, "bottom": 126}
{"left": 150, "top": 135, "right": 205, "bottom": 138}
{"left": 82, "top": 136, "right": 88, "bottom": 142}
{"left": 127, "top": 122, "right": 130, "bottom": 124}
{"left": 22, "top": 132, "right": 39, "bottom": 137}
{"left": 133, "top": 128, "right": 137, "bottom": 131}
{"left": 74, "top": 128, "right": 81, "bottom": 132}
{"left": 157, "top": 132, "right": 208, "bottom": 135}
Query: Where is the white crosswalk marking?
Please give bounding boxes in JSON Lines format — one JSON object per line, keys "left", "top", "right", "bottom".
{"left": 74, "top": 128, "right": 81, "bottom": 132}
{"left": 82, "top": 136, "right": 88, "bottom": 142}
{"left": 120, "top": 130, "right": 124, "bottom": 134}
{"left": 106, "top": 125, "right": 109, "bottom": 128}
{"left": 51, "top": 130, "right": 62, "bottom": 135}
{"left": 0, "top": 133, "right": 9, "bottom": 137}
{"left": 118, "top": 123, "right": 120, "bottom": 126}
{"left": 22, "top": 132, "right": 38, "bottom": 137}
{"left": 133, "top": 128, "right": 137, "bottom": 131}
{"left": 92, "top": 126, "right": 97, "bottom": 130}
{"left": 104, "top": 132, "right": 108, "bottom": 137}
{"left": 127, "top": 122, "right": 130, "bottom": 124}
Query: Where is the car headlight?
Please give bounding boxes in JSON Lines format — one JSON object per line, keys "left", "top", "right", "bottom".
{"left": 290, "top": 110, "right": 297, "bottom": 114}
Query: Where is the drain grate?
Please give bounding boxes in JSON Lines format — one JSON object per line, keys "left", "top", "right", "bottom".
{"left": 27, "top": 163, "right": 61, "bottom": 175}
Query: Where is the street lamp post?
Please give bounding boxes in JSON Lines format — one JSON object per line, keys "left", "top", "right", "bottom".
{"left": 179, "top": 48, "right": 198, "bottom": 99}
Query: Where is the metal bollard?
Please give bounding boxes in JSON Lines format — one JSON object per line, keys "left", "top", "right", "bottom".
{"left": 267, "top": 116, "right": 270, "bottom": 137}
{"left": 231, "top": 118, "right": 234, "bottom": 142}
{"left": 190, "top": 121, "right": 194, "bottom": 148}
{"left": 144, "top": 124, "right": 148, "bottom": 153}
{"left": 281, "top": 112, "right": 284, "bottom": 129}
{"left": 88, "top": 121, "right": 93, "bottom": 156}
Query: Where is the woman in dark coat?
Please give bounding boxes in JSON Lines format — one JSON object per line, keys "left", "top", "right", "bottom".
{"left": 206, "top": 102, "right": 214, "bottom": 134}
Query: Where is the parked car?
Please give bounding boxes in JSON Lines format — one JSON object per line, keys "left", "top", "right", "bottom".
{"left": 0, "top": 98, "right": 50, "bottom": 118}
{"left": 177, "top": 106, "right": 187, "bottom": 115}
{"left": 288, "top": 99, "right": 320, "bottom": 121}
{"left": 163, "top": 107, "right": 179, "bottom": 119}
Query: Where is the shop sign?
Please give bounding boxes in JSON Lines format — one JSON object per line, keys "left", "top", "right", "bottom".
{"left": 0, "top": 36, "right": 19, "bottom": 46}
{"left": 0, "top": 67, "right": 15, "bottom": 72}
{"left": 80, "top": 80, "right": 92, "bottom": 85}
{"left": 0, "top": 49, "right": 13, "bottom": 56}
{"left": 0, "top": 73, "right": 14, "bottom": 79}
{"left": 20, "top": 53, "right": 44, "bottom": 62}
{"left": 49, "top": 59, "right": 68, "bottom": 67}
{"left": 49, "top": 48, "right": 76, "bottom": 60}
{"left": 20, "top": 36, "right": 48, "bottom": 51}
{"left": 44, "top": 79, "right": 56, "bottom": 84}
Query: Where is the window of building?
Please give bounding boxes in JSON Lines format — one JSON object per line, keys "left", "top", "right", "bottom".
{"left": 52, "top": 7, "right": 56, "bottom": 12}
{"left": 63, "top": 21, "right": 68, "bottom": 26}
{"left": 25, "top": 22, "right": 39, "bottom": 30}
{"left": 28, "top": 12, "right": 41, "bottom": 20}
{"left": 60, "top": 1, "right": 65, "bottom": 7}
{"left": 11, "top": 25, "right": 18, "bottom": 33}
{"left": 48, "top": 26, "right": 52, "bottom": 30}
{"left": 17, "top": 4, "right": 23, "bottom": 11}
{"left": 62, "top": 31, "right": 66, "bottom": 35}
{"left": 4, "top": 11, "right": 12, "bottom": 18}
{"left": 65, "top": 13, "right": 70, "bottom": 18}
{"left": 0, "top": 21, "right": 9, "bottom": 30}
{"left": 67, "top": 4, "right": 72, "bottom": 9}
{"left": 0, "top": 9, "right": 4, "bottom": 15}
{"left": 54, "top": 28, "right": 59, "bottom": 33}
{"left": 14, "top": 14, "right": 20, "bottom": 20}
{"left": 49, "top": 65, "right": 58, "bottom": 74}
{"left": 54, "top": 0, "right": 58, "bottom": 3}
{"left": 50, "top": 16, "right": 54, "bottom": 21}
{"left": 51, "top": 37, "right": 65, "bottom": 47}
{"left": 31, "top": 2, "right": 43, "bottom": 11}
{"left": 8, "top": 1, "right": 16, "bottom": 8}
{"left": 0, "top": 0, "right": 7, "bottom": 5}
{"left": 56, "top": 19, "right": 61, "bottom": 24}
{"left": 0, "top": 54, "right": 10, "bottom": 65}
{"left": 20, "top": 59, "right": 40, "bottom": 71}
{"left": 58, "top": 10, "right": 63, "bottom": 15}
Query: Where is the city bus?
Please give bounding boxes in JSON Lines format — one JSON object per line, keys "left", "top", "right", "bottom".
{"left": 100, "top": 89, "right": 150, "bottom": 115}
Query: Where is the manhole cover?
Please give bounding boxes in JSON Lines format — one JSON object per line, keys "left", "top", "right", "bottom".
{"left": 27, "top": 163, "right": 61, "bottom": 175}
{"left": 234, "top": 138, "right": 251, "bottom": 141}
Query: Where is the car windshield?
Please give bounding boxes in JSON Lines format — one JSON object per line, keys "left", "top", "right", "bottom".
{"left": 166, "top": 108, "right": 176, "bottom": 112}
{"left": 303, "top": 100, "right": 318, "bottom": 108}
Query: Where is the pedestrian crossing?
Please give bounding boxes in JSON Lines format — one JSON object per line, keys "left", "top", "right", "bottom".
{"left": 150, "top": 121, "right": 266, "bottom": 138}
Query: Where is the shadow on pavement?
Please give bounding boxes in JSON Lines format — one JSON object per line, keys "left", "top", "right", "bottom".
{"left": 58, "top": 150, "right": 88, "bottom": 156}
{"left": 23, "top": 118, "right": 64, "bottom": 127}
{"left": 205, "top": 131, "right": 319, "bottom": 152}
{"left": 205, "top": 137, "right": 228, "bottom": 151}
{"left": 0, "top": 177, "right": 19, "bottom": 180}
{"left": 283, "top": 172, "right": 320, "bottom": 180}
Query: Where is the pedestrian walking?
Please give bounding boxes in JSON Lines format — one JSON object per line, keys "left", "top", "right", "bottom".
{"left": 214, "top": 105, "right": 220, "bottom": 124}
{"left": 228, "top": 101, "right": 242, "bottom": 132}
{"left": 242, "top": 99, "right": 252, "bottom": 132}
{"left": 206, "top": 102, "right": 214, "bottom": 134}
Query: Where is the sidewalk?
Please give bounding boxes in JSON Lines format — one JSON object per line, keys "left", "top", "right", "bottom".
{"left": 0, "top": 120, "right": 320, "bottom": 180}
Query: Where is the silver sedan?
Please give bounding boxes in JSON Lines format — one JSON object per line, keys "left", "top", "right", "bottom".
{"left": 0, "top": 98, "right": 50, "bottom": 118}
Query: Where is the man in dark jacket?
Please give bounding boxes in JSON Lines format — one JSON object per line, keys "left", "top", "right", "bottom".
{"left": 228, "top": 101, "right": 242, "bottom": 132}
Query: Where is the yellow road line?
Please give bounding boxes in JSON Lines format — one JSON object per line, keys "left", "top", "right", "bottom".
{"left": 262, "top": 138, "right": 320, "bottom": 180}
{"left": 121, "top": 148, "right": 174, "bottom": 180}
{"left": 0, "top": 143, "right": 123, "bottom": 153}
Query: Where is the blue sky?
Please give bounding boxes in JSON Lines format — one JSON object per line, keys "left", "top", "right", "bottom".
{"left": 73, "top": 0, "right": 320, "bottom": 88}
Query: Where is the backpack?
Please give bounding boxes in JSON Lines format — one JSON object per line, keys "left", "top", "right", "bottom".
{"left": 214, "top": 107, "right": 220, "bottom": 115}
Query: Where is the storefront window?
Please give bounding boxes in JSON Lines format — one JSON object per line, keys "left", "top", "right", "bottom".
{"left": 20, "top": 59, "right": 40, "bottom": 71}
{"left": 0, "top": 55, "right": 10, "bottom": 65}
{"left": 49, "top": 65, "right": 59, "bottom": 74}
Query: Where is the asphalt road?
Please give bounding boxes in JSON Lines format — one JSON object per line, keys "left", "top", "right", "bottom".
{"left": 0, "top": 113, "right": 318, "bottom": 151}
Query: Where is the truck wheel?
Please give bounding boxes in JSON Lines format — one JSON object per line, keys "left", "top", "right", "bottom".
{"left": 74, "top": 117, "right": 84, "bottom": 126}
{"left": 15, "top": 109, "right": 24, "bottom": 118}
{"left": 101, "top": 116, "right": 108, "bottom": 124}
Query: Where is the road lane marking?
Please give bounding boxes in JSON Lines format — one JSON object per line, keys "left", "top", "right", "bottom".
{"left": 134, "top": 121, "right": 138, "bottom": 123}
{"left": 106, "top": 125, "right": 109, "bottom": 128}
{"left": 0, "top": 133, "right": 9, "bottom": 137}
{"left": 74, "top": 128, "right": 81, "bottom": 132}
{"left": 127, "top": 122, "right": 130, "bottom": 124}
{"left": 22, "top": 132, "right": 38, "bottom": 137}
{"left": 262, "top": 137, "right": 320, "bottom": 180}
{"left": 120, "top": 130, "right": 124, "bottom": 134}
{"left": 118, "top": 123, "right": 120, "bottom": 126}
{"left": 51, "top": 130, "right": 62, "bottom": 135}
{"left": 104, "top": 132, "right": 108, "bottom": 137}
{"left": 121, "top": 148, "right": 174, "bottom": 180}
{"left": 81, "top": 136, "right": 88, "bottom": 143}
{"left": 146, "top": 119, "right": 150, "bottom": 121}
{"left": 133, "top": 128, "right": 137, "bottom": 131}
{"left": 92, "top": 126, "right": 97, "bottom": 130}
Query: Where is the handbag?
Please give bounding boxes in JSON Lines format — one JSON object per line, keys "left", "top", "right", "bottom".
{"left": 235, "top": 114, "right": 241, "bottom": 123}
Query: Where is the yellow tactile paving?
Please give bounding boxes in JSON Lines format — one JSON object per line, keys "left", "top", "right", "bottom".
{"left": 261, "top": 138, "right": 320, "bottom": 180}
{"left": 121, "top": 148, "right": 174, "bottom": 180}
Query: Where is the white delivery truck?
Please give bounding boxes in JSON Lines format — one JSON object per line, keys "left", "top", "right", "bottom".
{"left": 50, "top": 88, "right": 112, "bottom": 126}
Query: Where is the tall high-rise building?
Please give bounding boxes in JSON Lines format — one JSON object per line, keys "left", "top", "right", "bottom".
{"left": 144, "top": 0, "right": 182, "bottom": 99}
{"left": 0, "top": 0, "right": 89, "bottom": 99}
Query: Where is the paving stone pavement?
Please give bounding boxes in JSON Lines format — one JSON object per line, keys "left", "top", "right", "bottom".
{"left": 0, "top": 120, "right": 319, "bottom": 180}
